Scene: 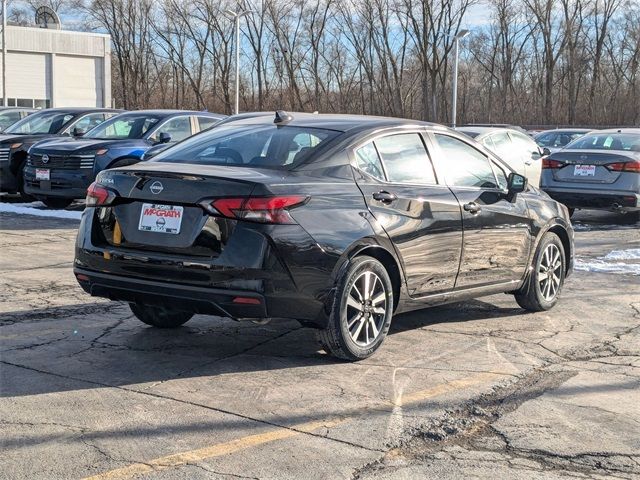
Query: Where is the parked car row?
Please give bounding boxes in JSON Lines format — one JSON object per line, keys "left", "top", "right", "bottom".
{"left": 0, "top": 107, "right": 225, "bottom": 206}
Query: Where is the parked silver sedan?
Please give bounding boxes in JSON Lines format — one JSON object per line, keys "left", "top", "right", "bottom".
{"left": 534, "top": 128, "right": 592, "bottom": 154}
{"left": 540, "top": 128, "right": 640, "bottom": 219}
{"left": 457, "top": 126, "right": 545, "bottom": 186}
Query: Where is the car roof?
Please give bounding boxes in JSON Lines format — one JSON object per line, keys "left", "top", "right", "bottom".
{"left": 0, "top": 107, "right": 36, "bottom": 112}
{"left": 457, "top": 126, "right": 524, "bottom": 138}
{"left": 537, "top": 128, "right": 592, "bottom": 134}
{"left": 118, "top": 109, "right": 225, "bottom": 118}
{"left": 591, "top": 128, "right": 640, "bottom": 135}
{"left": 221, "top": 111, "right": 437, "bottom": 133}
{"left": 38, "top": 107, "right": 121, "bottom": 113}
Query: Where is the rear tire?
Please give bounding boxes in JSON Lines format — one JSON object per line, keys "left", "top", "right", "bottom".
{"left": 514, "top": 232, "right": 566, "bottom": 312}
{"left": 129, "top": 303, "right": 194, "bottom": 328}
{"left": 41, "top": 197, "right": 73, "bottom": 209}
{"left": 316, "top": 255, "right": 393, "bottom": 361}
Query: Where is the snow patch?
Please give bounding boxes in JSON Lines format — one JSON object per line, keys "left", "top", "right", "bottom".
{"left": 576, "top": 247, "right": 640, "bottom": 276}
{"left": 0, "top": 201, "right": 82, "bottom": 220}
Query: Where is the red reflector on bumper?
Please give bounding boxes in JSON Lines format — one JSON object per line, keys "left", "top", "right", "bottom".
{"left": 76, "top": 274, "right": 90, "bottom": 282}
{"left": 232, "top": 297, "right": 261, "bottom": 305}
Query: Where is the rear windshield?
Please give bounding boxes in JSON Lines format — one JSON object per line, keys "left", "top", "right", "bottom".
{"left": 152, "top": 124, "right": 340, "bottom": 169}
{"left": 566, "top": 133, "right": 640, "bottom": 152}
{"left": 5, "top": 111, "right": 74, "bottom": 134}
{"left": 86, "top": 113, "right": 161, "bottom": 140}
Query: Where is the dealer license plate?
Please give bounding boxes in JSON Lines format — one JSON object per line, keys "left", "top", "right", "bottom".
{"left": 138, "top": 203, "right": 183, "bottom": 234}
{"left": 574, "top": 165, "right": 596, "bottom": 176}
{"left": 35, "top": 169, "right": 50, "bottom": 180}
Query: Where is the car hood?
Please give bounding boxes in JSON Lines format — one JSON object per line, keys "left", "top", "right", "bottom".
{"left": 30, "top": 138, "right": 148, "bottom": 155}
{"left": 0, "top": 133, "right": 55, "bottom": 145}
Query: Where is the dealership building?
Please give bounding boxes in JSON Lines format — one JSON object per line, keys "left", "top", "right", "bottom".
{"left": 0, "top": 25, "right": 112, "bottom": 109}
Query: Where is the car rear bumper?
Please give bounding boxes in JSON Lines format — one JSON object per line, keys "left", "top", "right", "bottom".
{"left": 74, "top": 267, "right": 269, "bottom": 319}
{"left": 543, "top": 187, "right": 640, "bottom": 211}
{"left": 73, "top": 208, "right": 336, "bottom": 326}
{"left": 23, "top": 165, "right": 94, "bottom": 199}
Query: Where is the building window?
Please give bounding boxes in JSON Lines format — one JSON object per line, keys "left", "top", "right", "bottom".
{"left": 7, "top": 98, "right": 50, "bottom": 109}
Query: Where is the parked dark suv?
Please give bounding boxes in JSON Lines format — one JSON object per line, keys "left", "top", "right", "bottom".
{"left": 0, "top": 107, "right": 121, "bottom": 198}
{"left": 74, "top": 112, "right": 574, "bottom": 360}
{"left": 24, "top": 110, "right": 225, "bottom": 209}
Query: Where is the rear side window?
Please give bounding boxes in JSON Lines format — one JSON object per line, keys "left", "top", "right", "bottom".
{"left": 153, "top": 125, "right": 339, "bottom": 169}
{"left": 198, "top": 116, "right": 218, "bottom": 131}
{"left": 355, "top": 142, "right": 385, "bottom": 181}
{"left": 433, "top": 134, "right": 498, "bottom": 189}
{"left": 374, "top": 133, "right": 436, "bottom": 184}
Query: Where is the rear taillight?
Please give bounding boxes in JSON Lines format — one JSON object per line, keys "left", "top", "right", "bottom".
{"left": 86, "top": 181, "right": 116, "bottom": 207}
{"left": 606, "top": 160, "right": 640, "bottom": 173}
{"left": 542, "top": 158, "right": 564, "bottom": 169}
{"left": 206, "top": 196, "right": 308, "bottom": 224}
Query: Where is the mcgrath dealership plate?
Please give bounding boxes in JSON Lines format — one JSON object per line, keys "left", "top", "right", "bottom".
{"left": 138, "top": 204, "right": 183, "bottom": 234}
{"left": 574, "top": 165, "right": 596, "bottom": 176}
{"left": 35, "top": 169, "right": 50, "bottom": 180}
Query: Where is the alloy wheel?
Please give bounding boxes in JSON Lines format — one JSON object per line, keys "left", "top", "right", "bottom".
{"left": 345, "top": 270, "right": 387, "bottom": 347}
{"left": 538, "top": 243, "right": 562, "bottom": 301}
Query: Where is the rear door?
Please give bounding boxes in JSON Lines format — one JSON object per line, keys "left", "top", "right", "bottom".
{"left": 351, "top": 131, "right": 463, "bottom": 296}
{"left": 429, "top": 132, "right": 532, "bottom": 289}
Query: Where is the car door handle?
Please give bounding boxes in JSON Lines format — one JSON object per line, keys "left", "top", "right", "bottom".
{"left": 463, "top": 202, "right": 482, "bottom": 214}
{"left": 372, "top": 191, "right": 397, "bottom": 204}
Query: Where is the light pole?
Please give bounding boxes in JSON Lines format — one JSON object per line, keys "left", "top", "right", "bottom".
{"left": 225, "top": 9, "right": 253, "bottom": 115}
{"left": 451, "top": 29, "right": 470, "bottom": 129}
{"left": 2, "top": 0, "right": 7, "bottom": 107}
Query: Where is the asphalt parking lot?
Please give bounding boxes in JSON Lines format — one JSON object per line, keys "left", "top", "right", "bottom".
{"left": 1, "top": 205, "right": 639, "bottom": 480}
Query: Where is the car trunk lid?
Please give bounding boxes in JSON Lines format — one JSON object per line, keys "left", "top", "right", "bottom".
{"left": 545, "top": 150, "right": 639, "bottom": 184}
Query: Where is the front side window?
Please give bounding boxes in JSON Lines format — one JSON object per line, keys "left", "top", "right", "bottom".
{"left": 149, "top": 116, "right": 193, "bottom": 143}
{"left": 67, "top": 113, "right": 106, "bottom": 134}
{"left": 5, "top": 111, "right": 74, "bottom": 134}
{"left": 433, "top": 134, "right": 498, "bottom": 189}
{"left": 86, "top": 114, "right": 161, "bottom": 140}
{"left": 374, "top": 133, "right": 436, "bottom": 184}
{"left": 152, "top": 124, "right": 339, "bottom": 169}
{"left": 355, "top": 142, "right": 385, "bottom": 181}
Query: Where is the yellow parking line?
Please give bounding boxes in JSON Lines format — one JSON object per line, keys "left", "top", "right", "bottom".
{"left": 83, "top": 418, "right": 346, "bottom": 480}
{"left": 83, "top": 371, "right": 504, "bottom": 480}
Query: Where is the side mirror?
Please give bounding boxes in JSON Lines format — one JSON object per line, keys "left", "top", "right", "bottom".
{"left": 542, "top": 147, "right": 551, "bottom": 156}
{"left": 158, "top": 132, "right": 172, "bottom": 144}
{"left": 507, "top": 172, "right": 527, "bottom": 194}
{"left": 72, "top": 127, "right": 85, "bottom": 137}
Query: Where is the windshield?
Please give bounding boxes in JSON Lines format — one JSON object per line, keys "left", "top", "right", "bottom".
{"left": 566, "top": 133, "right": 640, "bottom": 152}
{"left": 5, "top": 111, "right": 74, "bottom": 135}
{"left": 152, "top": 124, "right": 340, "bottom": 169}
{"left": 86, "top": 113, "right": 161, "bottom": 140}
{"left": 0, "top": 110, "right": 25, "bottom": 131}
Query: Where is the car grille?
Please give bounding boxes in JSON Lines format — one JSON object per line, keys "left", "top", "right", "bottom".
{"left": 0, "top": 147, "right": 9, "bottom": 161}
{"left": 28, "top": 152, "right": 95, "bottom": 169}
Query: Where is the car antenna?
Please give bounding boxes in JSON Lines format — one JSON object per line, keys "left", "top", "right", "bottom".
{"left": 274, "top": 110, "right": 293, "bottom": 125}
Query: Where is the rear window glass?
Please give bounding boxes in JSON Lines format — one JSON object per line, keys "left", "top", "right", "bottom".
{"left": 152, "top": 124, "right": 340, "bottom": 169}
{"left": 567, "top": 133, "right": 640, "bottom": 152}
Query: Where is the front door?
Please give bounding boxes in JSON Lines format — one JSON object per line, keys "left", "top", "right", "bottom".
{"left": 352, "top": 131, "right": 463, "bottom": 296}
{"left": 429, "top": 132, "right": 532, "bottom": 289}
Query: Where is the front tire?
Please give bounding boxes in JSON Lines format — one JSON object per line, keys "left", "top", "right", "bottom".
{"left": 514, "top": 232, "right": 566, "bottom": 312}
{"left": 316, "top": 255, "right": 394, "bottom": 361}
{"left": 129, "top": 303, "right": 194, "bottom": 328}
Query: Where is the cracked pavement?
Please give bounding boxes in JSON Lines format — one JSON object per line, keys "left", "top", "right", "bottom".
{"left": 1, "top": 209, "right": 638, "bottom": 479}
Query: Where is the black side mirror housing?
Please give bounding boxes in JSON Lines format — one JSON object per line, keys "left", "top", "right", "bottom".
{"left": 542, "top": 147, "right": 551, "bottom": 156}
{"left": 158, "top": 132, "right": 172, "bottom": 144}
{"left": 507, "top": 172, "right": 527, "bottom": 194}
{"left": 72, "top": 127, "right": 85, "bottom": 137}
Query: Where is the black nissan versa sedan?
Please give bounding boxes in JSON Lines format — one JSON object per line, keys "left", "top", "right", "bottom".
{"left": 74, "top": 112, "right": 574, "bottom": 360}
{"left": 0, "top": 107, "right": 121, "bottom": 197}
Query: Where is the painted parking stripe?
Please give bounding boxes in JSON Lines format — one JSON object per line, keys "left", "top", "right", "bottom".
{"left": 84, "top": 372, "right": 503, "bottom": 480}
